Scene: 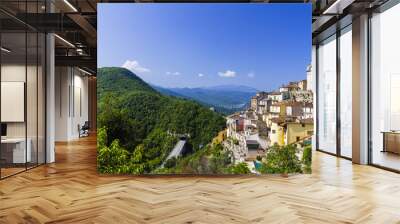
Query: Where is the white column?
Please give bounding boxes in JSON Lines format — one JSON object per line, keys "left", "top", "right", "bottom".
{"left": 352, "top": 14, "right": 369, "bottom": 164}
{"left": 46, "top": 32, "right": 55, "bottom": 163}
{"left": 311, "top": 45, "right": 317, "bottom": 151}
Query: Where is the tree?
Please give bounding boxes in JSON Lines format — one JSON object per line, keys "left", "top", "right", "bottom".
{"left": 97, "top": 129, "right": 130, "bottom": 174}
{"left": 259, "top": 144, "right": 302, "bottom": 174}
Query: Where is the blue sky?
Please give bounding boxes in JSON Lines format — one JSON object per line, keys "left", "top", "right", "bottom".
{"left": 98, "top": 3, "right": 311, "bottom": 90}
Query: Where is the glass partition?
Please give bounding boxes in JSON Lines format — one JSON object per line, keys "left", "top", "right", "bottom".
{"left": 370, "top": 3, "right": 400, "bottom": 171}
{"left": 0, "top": 1, "right": 46, "bottom": 179}
{"left": 317, "top": 34, "right": 337, "bottom": 154}
{"left": 0, "top": 31, "right": 28, "bottom": 177}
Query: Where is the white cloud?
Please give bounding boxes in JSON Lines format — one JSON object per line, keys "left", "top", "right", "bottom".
{"left": 122, "top": 60, "right": 150, "bottom": 73}
{"left": 247, "top": 72, "right": 255, "bottom": 78}
{"left": 218, "top": 70, "right": 236, "bottom": 78}
{"left": 198, "top": 73, "right": 204, "bottom": 77}
{"left": 166, "top": 71, "right": 181, "bottom": 76}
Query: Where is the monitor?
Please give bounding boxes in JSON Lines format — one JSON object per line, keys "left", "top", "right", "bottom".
{"left": 1, "top": 123, "right": 7, "bottom": 137}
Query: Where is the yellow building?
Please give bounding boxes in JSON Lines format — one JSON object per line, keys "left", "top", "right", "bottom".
{"left": 266, "top": 102, "right": 286, "bottom": 128}
{"left": 283, "top": 119, "right": 314, "bottom": 145}
{"left": 212, "top": 129, "right": 227, "bottom": 145}
{"left": 269, "top": 118, "right": 285, "bottom": 146}
{"left": 269, "top": 118, "right": 314, "bottom": 147}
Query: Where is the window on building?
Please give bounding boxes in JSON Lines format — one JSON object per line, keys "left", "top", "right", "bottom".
{"left": 286, "top": 106, "right": 292, "bottom": 116}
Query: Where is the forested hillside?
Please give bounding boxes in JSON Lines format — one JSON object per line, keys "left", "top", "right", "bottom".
{"left": 97, "top": 67, "right": 237, "bottom": 174}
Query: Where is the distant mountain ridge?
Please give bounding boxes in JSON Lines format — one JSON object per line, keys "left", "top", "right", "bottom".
{"left": 202, "top": 85, "right": 258, "bottom": 93}
{"left": 152, "top": 85, "right": 257, "bottom": 114}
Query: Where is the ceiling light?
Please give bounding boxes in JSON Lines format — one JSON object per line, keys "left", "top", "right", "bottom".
{"left": 54, "top": 34, "right": 75, "bottom": 48}
{"left": 63, "top": 0, "right": 78, "bottom": 12}
{"left": 78, "top": 67, "right": 92, "bottom": 76}
{"left": 1, "top": 47, "right": 11, "bottom": 53}
{"left": 323, "top": 0, "right": 355, "bottom": 15}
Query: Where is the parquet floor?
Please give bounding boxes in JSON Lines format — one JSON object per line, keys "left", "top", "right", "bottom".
{"left": 1, "top": 135, "right": 400, "bottom": 223}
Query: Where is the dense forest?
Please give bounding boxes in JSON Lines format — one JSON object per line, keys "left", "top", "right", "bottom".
{"left": 97, "top": 67, "right": 247, "bottom": 174}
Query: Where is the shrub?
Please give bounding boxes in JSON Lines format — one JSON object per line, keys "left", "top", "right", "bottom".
{"left": 209, "top": 143, "right": 231, "bottom": 174}
{"left": 164, "top": 157, "right": 177, "bottom": 168}
{"left": 302, "top": 146, "right": 312, "bottom": 174}
{"left": 259, "top": 144, "right": 302, "bottom": 174}
{"left": 229, "top": 162, "right": 251, "bottom": 174}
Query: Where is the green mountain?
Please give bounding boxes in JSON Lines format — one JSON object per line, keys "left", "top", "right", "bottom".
{"left": 97, "top": 67, "right": 227, "bottom": 174}
{"left": 97, "top": 67, "right": 154, "bottom": 97}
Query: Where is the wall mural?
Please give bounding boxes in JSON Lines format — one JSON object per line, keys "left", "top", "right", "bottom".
{"left": 97, "top": 3, "right": 313, "bottom": 175}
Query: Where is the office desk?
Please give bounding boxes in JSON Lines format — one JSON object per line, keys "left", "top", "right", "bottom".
{"left": 382, "top": 131, "right": 400, "bottom": 154}
{"left": 1, "top": 138, "right": 31, "bottom": 164}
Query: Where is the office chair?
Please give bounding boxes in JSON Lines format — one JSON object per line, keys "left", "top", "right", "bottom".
{"left": 79, "top": 121, "right": 90, "bottom": 138}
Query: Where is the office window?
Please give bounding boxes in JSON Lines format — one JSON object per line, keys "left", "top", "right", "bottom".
{"left": 371, "top": 3, "right": 400, "bottom": 171}
{"left": 317, "top": 35, "right": 337, "bottom": 154}
{"left": 340, "top": 25, "right": 352, "bottom": 158}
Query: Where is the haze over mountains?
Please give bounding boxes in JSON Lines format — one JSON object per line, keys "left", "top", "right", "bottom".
{"left": 152, "top": 85, "right": 258, "bottom": 114}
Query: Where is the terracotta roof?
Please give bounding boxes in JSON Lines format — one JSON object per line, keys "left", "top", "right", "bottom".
{"left": 268, "top": 91, "right": 281, "bottom": 95}
{"left": 270, "top": 118, "right": 285, "bottom": 124}
{"left": 282, "top": 84, "right": 299, "bottom": 89}
{"left": 300, "top": 118, "right": 314, "bottom": 124}
{"left": 227, "top": 113, "right": 242, "bottom": 120}
{"left": 303, "top": 102, "right": 313, "bottom": 107}
{"left": 283, "top": 118, "right": 314, "bottom": 125}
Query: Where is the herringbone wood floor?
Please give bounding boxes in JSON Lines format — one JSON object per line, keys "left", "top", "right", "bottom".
{"left": 1, "top": 135, "right": 400, "bottom": 224}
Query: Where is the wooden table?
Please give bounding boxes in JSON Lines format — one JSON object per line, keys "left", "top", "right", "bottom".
{"left": 382, "top": 131, "right": 400, "bottom": 154}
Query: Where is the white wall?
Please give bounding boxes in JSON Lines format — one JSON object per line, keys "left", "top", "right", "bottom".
{"left": 1, "top": 65, "right": 35, "bottom": 137}
{"left": 55, "top": 67, "right": 89, "bottom": 141}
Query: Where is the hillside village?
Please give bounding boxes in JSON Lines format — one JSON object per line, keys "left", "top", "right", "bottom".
{"left": 218, "top": 66, "right": 314, "bottom": 169}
